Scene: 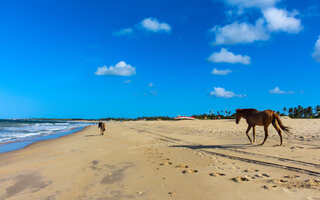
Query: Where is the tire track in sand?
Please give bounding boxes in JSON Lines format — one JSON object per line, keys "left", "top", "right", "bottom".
{"left": 124, "top": 125, "right": 320, "bottom": 178}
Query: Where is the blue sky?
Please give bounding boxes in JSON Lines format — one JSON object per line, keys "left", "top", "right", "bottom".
{"left": 0, "top": 0, "right": 320, "bottom": 119}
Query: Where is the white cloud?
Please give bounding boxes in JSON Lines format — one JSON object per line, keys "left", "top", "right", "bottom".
{"left": 113, "top": 28, "right": 133, "bottom": 36}
{"left": 263, "top": 8, "right": 302, "bottom": 33}
{"left": 312, "top": 35, "right": 320, "bottom": 62}
{"left": 123, "top": 80, "right": 132, "bottom": 84}
{"left": 270, "top": 86, "right": 294, "bottom": 94}
{"left": 208, "top": 48, "right": 250, "bottom": 64}
{"left": 214, "top": 1, "right": 303, "bottom": 45}
{"left": 224, "top": 0, "right": 279, "bottom": 9}
{"left": 210, "top": 87, "right": 245, "bottom": 98}
{"left": 95, "top": 61, "right": 136, "bottom": 76}
{"left": 212, "top": 68, "right": 233, "bottom": 75}
{"left": 148, "top": 83, "right": 154, "bottom": 87}
{"left": 141, "top": 18, "right": 171, "bottom": 33}
{"left": 211, "top": 19, "right": 269, "bottom": 45}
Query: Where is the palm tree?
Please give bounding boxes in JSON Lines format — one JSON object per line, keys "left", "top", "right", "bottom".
{"left": 283, "top": 107, "right": 287, "bottom": 115}
{"left": 306, "top": 106, "right": 313, "bottom": 118}
{"left": 288, "top": 108, "right": 293, "bottom": 117}
{"left": 315, "top": 105, "right": 320, "bottom": 118}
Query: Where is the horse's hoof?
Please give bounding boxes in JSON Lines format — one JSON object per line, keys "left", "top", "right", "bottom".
{"left": 259, "top": 143, "right": 264, "bottom": 146}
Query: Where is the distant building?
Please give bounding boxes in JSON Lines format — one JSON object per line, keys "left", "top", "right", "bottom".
{"left": 174, "top": 116, "right": 196, "bottom": 120}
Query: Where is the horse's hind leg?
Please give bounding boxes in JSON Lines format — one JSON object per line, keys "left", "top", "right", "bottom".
{"left": 272, "top": 121, "right": 283, "bottom": 146}
{"left": 245, "top": 125, "right": 253, "bottom": 143}
{"left": 252, "top": 126, "right": 256, "bottom": 144}
{"left": 260, "top": 126, "right": 269, "bottom": 146}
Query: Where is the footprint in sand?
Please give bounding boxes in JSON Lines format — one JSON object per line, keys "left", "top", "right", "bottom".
{"left": 231, "top": 177, "right": 250, "bottom": 183}
{"left": 283, "top": 175, "right": 299, "bottom": 179}
{"left": 175, "top": 164, "right": 188, "bottom": 169}
{"left": 168, "top": 191, "right": 177, "bottom": 196}
{"left": 267, "top": 178, "right": 288, "bottom": 184}
{"left": 253, "top": 173, "right": 269, "bottom": 178}
{"left": 216, "top": 167, "right": 224, "bottom": 170}
{"left": 254, "top": 174, "right": 263, "bottom": 178}
{"left": 262, "top": 185, "right": 277, "bottom": 190}
{"left": 304, "top": 179, "right": 320, "bottom": 187}
{"left": 182, "top": 169, "right": 198, "bottom": 174}
{"left": 232, "top": 166, "right": 240, "bottom": 170}
{"left": 262, "top": 185, "right": 269, "bottom": 189}
{"left": 160, "top": 161, "right": 172, "bottom": 166}
{"left": 209, "top": 172, "right": 226, "bottom": 177}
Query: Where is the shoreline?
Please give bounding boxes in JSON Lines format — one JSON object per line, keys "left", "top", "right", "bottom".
{"left": 0, "top": 125, "right": 93, "bottom": 154}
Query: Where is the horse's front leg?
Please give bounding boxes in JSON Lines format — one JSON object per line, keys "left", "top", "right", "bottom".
{"left": 245, "top": 125, "right": 253, "bottom": 143}
{"left": 260, "top": 125, "right": 269, "bottom": 145}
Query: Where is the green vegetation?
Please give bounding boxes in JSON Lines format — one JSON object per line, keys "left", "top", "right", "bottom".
{"left": 281, "top": 105, "right": 320, "bottom": 118}
{"left": 100, "top": 116, "right": 174, "bottom": 121}
{"left": 192, "top": 110, "right": 234, "bottom": 120}
{"left": 26, "top": 105, "right": 320, "bottom": 121}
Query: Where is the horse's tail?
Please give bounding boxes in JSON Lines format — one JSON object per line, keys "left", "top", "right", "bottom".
{"left": 273, "top": 112, "right": 292, "bottom": 134}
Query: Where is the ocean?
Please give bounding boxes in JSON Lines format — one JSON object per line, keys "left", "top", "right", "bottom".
{"left": 0, "top": 119, "right": 94, "bottom": 153}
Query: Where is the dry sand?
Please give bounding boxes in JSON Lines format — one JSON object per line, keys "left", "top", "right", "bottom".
{"left": 0, "top": 119, "right": 320, "bottom": 200}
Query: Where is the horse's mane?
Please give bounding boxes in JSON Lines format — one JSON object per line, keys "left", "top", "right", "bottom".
{"left": 237, "top": 108, "right": 258, "bottom": 115}
{"left": 237, "top": 108, "right": 258, "bottom": 112}
{"left": 244, "top": 108, "right": 258, "bottom": 112}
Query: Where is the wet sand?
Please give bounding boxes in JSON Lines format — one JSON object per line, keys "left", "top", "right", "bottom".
{"left": 0, "top": 119, "right": 320, "bottom": 200}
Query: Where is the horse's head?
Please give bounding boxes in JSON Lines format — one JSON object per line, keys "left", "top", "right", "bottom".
{"left": 235, "top": 109, "right": 242, "bottom": 124}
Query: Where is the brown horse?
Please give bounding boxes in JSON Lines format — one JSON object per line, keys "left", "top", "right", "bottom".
{"left": 98, "top": 122, "right": 106, "bottom": 135}
{"left": 235, "top": 109, "right": 291, "bottom": 146}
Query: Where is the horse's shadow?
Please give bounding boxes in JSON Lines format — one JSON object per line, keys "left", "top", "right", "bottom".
{"left": 170, "top": 143, "right": 253, "bottom": 150}
{"left": 84, "top": 135, "right": 100, "bottom": 137}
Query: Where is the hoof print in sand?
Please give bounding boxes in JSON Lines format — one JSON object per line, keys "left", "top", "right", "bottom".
{"left": 209, "top": 172, "right": 226, "bottom": 177}
{"left": 182, "top": 169, "right": 198, "bottom": 174}
{"left": 231, "top": 177, "right": 249, "bottom": 183}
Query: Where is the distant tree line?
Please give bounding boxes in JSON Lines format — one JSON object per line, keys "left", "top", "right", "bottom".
{"left": 193, "top": 105, "right": 320, "bottom": 120}
{"left": 192, "top": 110, "right": 235, "bottom": 120}
{"left": 29, "top": 105, "right": 320, "bottom": 122}
{"left": 100, "top": 116, "right": 174, "bottom": 121}
{"left": 279, "top": 105, "right": 320, "bottom": 118}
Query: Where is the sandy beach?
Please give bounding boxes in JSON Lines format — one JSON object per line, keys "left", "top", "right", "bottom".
{"left": 0, "top": 119, "right": 320, "bottom": 200}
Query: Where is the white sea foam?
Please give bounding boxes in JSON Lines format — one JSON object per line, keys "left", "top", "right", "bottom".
{"left": 0, "top": 121, "right": 93, "bottom": 143}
